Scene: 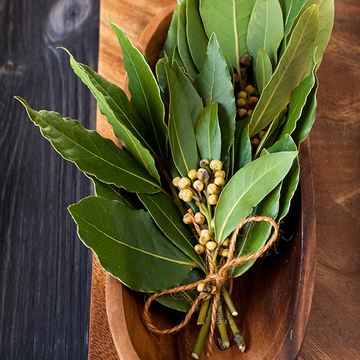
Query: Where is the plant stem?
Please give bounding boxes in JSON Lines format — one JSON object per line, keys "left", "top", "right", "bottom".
{"left": 197, "top": 299, "right": 210, "bottom": 325}
{"left": 192, "top": 302, "right": 212, "bottom": 359}
{"left": 224, "top": 304, "right": 246, "bottom": 352}
{"left": 217, "top": 300, "right": 230, "bottom": 349}
{"left": 221, "top": 286, "right": 238, "bottom": 316}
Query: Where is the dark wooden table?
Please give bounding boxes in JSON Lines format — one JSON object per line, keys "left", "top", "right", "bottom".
{"left": 1, "top": 0, "right": 360, "bottom": 359}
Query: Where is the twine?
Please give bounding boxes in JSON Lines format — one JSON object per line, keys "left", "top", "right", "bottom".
{"left": 143, "top": 208, "right": 279, "bottom": 357}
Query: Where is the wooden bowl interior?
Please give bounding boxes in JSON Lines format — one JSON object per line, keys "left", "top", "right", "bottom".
{"left": 106, "top": 4, "right": 316, "bottom": 360}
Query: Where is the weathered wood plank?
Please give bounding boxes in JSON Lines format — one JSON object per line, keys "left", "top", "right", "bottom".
{"left": 0, "top": 0, "right": 100, "bottom": 358}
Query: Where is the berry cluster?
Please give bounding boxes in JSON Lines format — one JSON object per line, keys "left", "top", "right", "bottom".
{"left": 236, "top": 84, "right": 260, "bottom": 120}
{"left": 172, "top": 159, "right": 231, "bottom": 258}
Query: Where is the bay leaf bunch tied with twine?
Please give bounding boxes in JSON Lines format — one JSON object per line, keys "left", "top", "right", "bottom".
{"left": 16, "top": 0, "right": 334, "bottom": 357}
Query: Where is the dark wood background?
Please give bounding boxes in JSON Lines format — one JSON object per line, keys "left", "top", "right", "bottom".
{"left": 1, "top": 0, "right": 360, "bottom": 359}
{"left": 0, "top": 0, "right": 99, "bottom": 358}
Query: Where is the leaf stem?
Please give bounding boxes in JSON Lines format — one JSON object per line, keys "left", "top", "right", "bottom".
{"left": 192, "top": 302, "right": 212, "bottom": 359}
{"left": 221, "top": 286, "right": 238, "bottom": 316}
{"left": 217, "top": 300, "right": 230, "bottom": 349}
{"left": 197, "top": 298, "right": 210, "bottom": 325}
{"left": 224, "top": 304, "right": 246, "bottom": 352}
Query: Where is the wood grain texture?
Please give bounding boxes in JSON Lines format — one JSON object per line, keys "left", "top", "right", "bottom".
{"left": 0, "top": 0, "right": 99, "bottom": 358}
{"left": 90, "top": 0, "right": 360, "bottom": 359}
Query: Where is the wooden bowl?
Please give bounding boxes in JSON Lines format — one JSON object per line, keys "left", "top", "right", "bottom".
{"left": 106, "top": 4, "right": 316, "bottom": 359}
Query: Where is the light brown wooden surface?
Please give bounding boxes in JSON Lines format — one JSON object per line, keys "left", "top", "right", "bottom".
{"left": 89, "top": 0, "right": 360, "bottom": 359}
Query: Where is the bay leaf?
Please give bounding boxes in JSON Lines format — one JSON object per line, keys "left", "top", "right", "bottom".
{"left": 178, "top": 0, "right": 198, "bottom": 80}
{"left": 171, "top": 60, "right": 203, "bottom": 128}
{"left": 194, "top": 33, "right": 236, "bottom": 168}
{"left": 231, "top": 183, "right": 281, "bottom": 277}
{"left": 200, "top": 0, "right": 256, "bottom": 72}
{"left": 247, "top": 0, "right": 284, "bottom": 68}
{"left": 17, "top": 98, "right": 161, "bottom": 194}
{"left": 161, "top": 4, "right": 180, "bottom": 58}
{"left": 232, "top": 117, "right": 252, "bottom": 175}
{"left": 109, "top": 19, "right": 168, "bottom": 161}
{"left": 138, "top": 193, "right": 205, "bottom": 270}
{"left": 165, "top": 65, "right": 198, "bottom": 177}
{"left": 195, "top": 102, "right": 221, "bottom": 161}
{"left": 255, "top": 45, "right": 273, "bottom": 94}
{"left": 68, "top": 197, "right": 196, "bottom": 292}
{"left": 249, "top": 5, "right": 320, "bottom": 136}
{"left": 186, "top": 0, "right": 209, "bottom": 72}
{"left": 292, "top": 76, "right": 318, "bottom": 145}
{"left": 214, "top": 151, "right": 297, "bottom": 244}
{"left": 62, "top": 49, "right": 160, "bottom": 181}
{"left": 87, "top": 174, "right": 137, "bottom": 209}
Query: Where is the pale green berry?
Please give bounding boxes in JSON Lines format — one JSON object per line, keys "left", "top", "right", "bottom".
{"left": 210, "top": 285, "right": 217, "bottom": 295}
{"left": 197, "top": 168, "right": 209, "bottom": 181}
{"left": 214, "top": 177, "right": 225, "bottom": 187}
{"left": 245, "top": 84, "right": 255, "bottom": 95}
{"left": 214, "top": 170, "right": 225, "bottom": 179}
{"left": 179, "top": 189, "right": 193, "bottom": 202}
{"left": 222, "top": 238, "right": 230, "bottom": 247}
{"left": 194, "top": 212, "right": 205, "bottom": 224}
{"left": 194, "top": 244, "right": 206, "bottom": 254}
{"left": 198, "top": 237, "right": 208, "bottom": 245}
{"left": 206, "top": 241, "right": 217, "bottom": 251}
{"left": 200, "top": 229, "right": 211, "bottom": 241}
{"left": 237, "top": 91, "right": 247, "bottom": 100}
{"left": 199, "top": 159, "right": 210, "bottom": 168}
{"left": 208, "top": 194, "right": 218, "bottom": 205}
{"left": 187, "top": 169, "right": 198, "bottom": 181}
{"left": 207, "top": 183, "right": 219, "bottom": 195}
{"left": 210, "top": 159, "right": 223, "bottom": 171}
{"left": 193, "top": 180, "right": 204, "bottom": 192}
{"left": 183, "top": 213, "right": 192, "bottom": 225}
{"left": 178, "top": 177, "right": 191, "bottom": 190}
{"left": 172, "top": 176, "right": 181, "bottom": 187}
{"left": 258, "top": 130, "right": 266, "bottom": 140}
{"left": 197, "top": 282, "right": 206, "bottom": 292}
{"left": 251, "top": 137, "right": 260, "bottom": 147}
{"left": 221, "top": 249, "right": 229, "bottom": 257}
{"left": 236, "top": 98, "right": 247, "bottom": 107}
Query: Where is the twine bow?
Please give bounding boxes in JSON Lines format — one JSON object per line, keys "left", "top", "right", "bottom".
{"left": 143, "top": 208, "right": 279, "bottom": 357}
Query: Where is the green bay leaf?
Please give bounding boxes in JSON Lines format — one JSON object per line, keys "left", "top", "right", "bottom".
{"left": 195, "top": 102, "right": 221, "bottom": 161}
{"left": 249, "top": 5, "right": 320, "bottom": 136}
{"left": 214, "top": 151, "right": 297, "bottom": 244}
{"left": 200, "top": 0, "right": 256, "bottom": 72}
{"left": 138, "top": 193, "right": 205, "bottom": 270}
{"left": 17, "top": 98, "right": 161, "bottom": 194}
{"left": 109, "top": 19, "right": 168, "bottom": 160}
{"left": 69, "top": 197, "right": 196, "bottom": 292}
{"left": 247, "top": 0, "right": 284, "bottom": 68}
{"left": 255, "top": 46, "right": 273, "bottom": 94}
{"left": 165, "top": 65, "right": 198, "bottom": 177}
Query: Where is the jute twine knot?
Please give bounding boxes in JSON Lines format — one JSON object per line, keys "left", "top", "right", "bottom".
{"left": 143, "top": 208, "right": 279, "bottom": 357}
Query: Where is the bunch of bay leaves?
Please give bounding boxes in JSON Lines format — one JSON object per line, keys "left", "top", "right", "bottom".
{"left": 16, "top": 0, "right": 334, "bottom": 357}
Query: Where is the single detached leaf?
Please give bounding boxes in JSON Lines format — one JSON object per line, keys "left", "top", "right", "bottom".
{"left": 195, "top": 102, "right": 221, "bottom": 161}
{"left": 231, "top": 183, "right": 281, "bottom": 277}
{"left": 171, "top": 60, "right": 203, "bottom": 128}
{"left": 249, "top": 5, "right": 320, "bottom": 136}
{"left": 109, "top": 19, "right": 168, "bottom": 160}
{"left": 17, "top": 98, "right": 161, "bottom": 194}
{"left": 200, "top": 0, "right": 256, "bottom": 72}
{"left": 62, "top": 49, "right": 160, "bottom": 181}
{"left": 161, "top": 4, "right": 180, "bottom": 58}
{"left": 194, "top": 33, "right": 236, "bottom": 168}
{"left": 138, "top": 193, "right": 205, "bottom": 270}
{"left": 186, "top": 0, "right": 209, "bottom": 72}
{"left": 247, "top": 0, "right": 284, "bottom": 68}
{"left": 214, "top": 151, "right": 297, "bottom": 244}
{"left": 177, "top": 0, "right": 198, "bottom": 80}
{"left": 255, "top": 46, "right": 273, "bottom": 94}
{"left": 69, "top": 197, "right": 196, "bottom": 292}
{"left": 165, "top": 65, "right": 198, "bottom": 177}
